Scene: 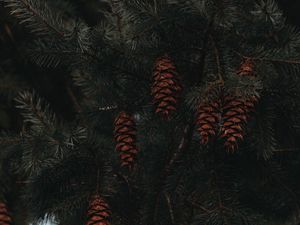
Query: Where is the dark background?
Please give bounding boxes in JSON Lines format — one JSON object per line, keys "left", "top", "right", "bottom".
{"left": 278, "top": 0, "right": 300, "bottom": 24}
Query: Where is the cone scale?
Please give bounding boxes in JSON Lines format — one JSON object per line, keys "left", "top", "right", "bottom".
{"left": 195, "top": 59, "right": 259, "bottom": 151}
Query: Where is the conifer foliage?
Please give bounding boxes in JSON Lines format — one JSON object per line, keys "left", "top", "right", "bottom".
{"left": 0, "top": 0, "right": 300, "bottom": 225}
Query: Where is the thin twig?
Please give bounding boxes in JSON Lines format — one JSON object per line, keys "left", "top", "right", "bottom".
{"left": 273, "top": 148, "right": 299, "bottom": 153}
{"left": 96, "top": 169, "right": 100, "bottom": 193}
{"left": 109, "top": 0, "right": 123, "bottom": 35}
{"left": 251, "top": 57, "right": 300, "bottom": 65}
{"left": 164, "top": 192, "right": 175, "bottom": 224}
{"left": 66, "top": 83, "right": 82, "bottom": 114}
{"left": 233, "top": 50, "right": 300, "bottom": 65}
{"left": 196, "top": 18, "right": 215, "bottom": 83}
{"left": 187, "top": 199, "right": 213, "bottom": 214}
{"left": 16, "top": 180, "right": 32, "bottom": 184}
{"left": 152, "top": 123, "right": 194, "bottom": 223}
{"left": 4, "top": 24, "right": 15, "bottom": 43}
{"left": 164, "top": 123, "right": 194, "bottom": 175}
{"left": 153, "top": 0, "right": 158, "bottom": 14}
{"left": 213, "top": 171, "right": 224, "bottom": 209}
{"left": 210, "top": 35, "right": 224, "bottom": 82}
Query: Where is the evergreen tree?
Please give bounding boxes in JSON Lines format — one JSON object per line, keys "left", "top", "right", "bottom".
{"left": 0, "top": 0, "right": 300, "bottom": 224}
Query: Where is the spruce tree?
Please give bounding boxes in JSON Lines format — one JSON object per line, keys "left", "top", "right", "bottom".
{"left": 0, "top": 0, "right": 300, "bottom": 225}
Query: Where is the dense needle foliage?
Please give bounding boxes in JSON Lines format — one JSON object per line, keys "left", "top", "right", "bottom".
{"left": 1, "top": 0, "right": 300, "bottom": 224}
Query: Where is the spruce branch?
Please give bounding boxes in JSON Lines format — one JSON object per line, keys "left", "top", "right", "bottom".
{"left": 254, "top": 57, "right": 300, "bottom": 65}
{"left": 15, "top": 90, "right": 56, "bottom": 131}
{"left": 0, "top": 135, "right": 23, "bottom": 146}
{"left": 273, "top": 148, "right": 299, "bottom": 153}
{"left": 109, "top": 0, "right": 123, "bottom": 36}
{"left": 2, "top": 0, "right": 68, "bottom": 37}
{"left": 233, "top": 50, "right": 300, "bottom": 65}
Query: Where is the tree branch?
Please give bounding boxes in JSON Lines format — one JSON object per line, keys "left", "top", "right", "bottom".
{"left": 19, "top": 0, "right": 65, "bottom": 37}
{"left": 233, "top": 50, "right": 300, "bottom": 65}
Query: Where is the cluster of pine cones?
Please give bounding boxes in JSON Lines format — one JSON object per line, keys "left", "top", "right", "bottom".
{"left": 196, "top": 59, "right": 259, "bottom": 151}
{"left": 0, "top": 56, "right": 259, "bottom": 225}
{"left": 113, "top": 56, "right": 259, "bottom": 173}
{"left": 113, "top": 55, "right": 182, "bottom": 171}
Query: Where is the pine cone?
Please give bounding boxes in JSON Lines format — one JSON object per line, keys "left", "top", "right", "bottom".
{"left": 218, "top": 59, "right": 259, "bottom": 151}
{"left": 237, "top": 59, "right": 260, "bottom": 117}
{"left": 0, "top": 203, "right": 12, "bottom": 225}
{"left": 237, "top": 59, "right": 255, "bottom": 77}
{"left": 221, "top": 96, "right": 248, "bottom": 151}
{"left": 114, "top": 111, "right": 139, "bottom": 170}
{"left": 86, "top": 195, "right": 111, "bottom": 225}
{"left": 152, "top": 55, "right": 182, "bottom": 119}
{"left": 196, "top": 101, "right": 221, "bottom": 144}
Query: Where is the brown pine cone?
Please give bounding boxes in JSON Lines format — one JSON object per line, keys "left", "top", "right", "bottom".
{"left": 151, "top": 55, "right": 182, "bottom": 119}
{"left": 0, "top": 203, "right": 12, "bottom": 225}
{"left": 237, "top": 59, "right": 255, "bottom": 77}
{"left": 196, "top": 100, "right": 221, "bottom": 145}
{"left": 114, "top": 111, "right": 139, "bottom": 170}
{"left": 86, "top": 195, "right": 111, "bottom": 225}
{"left": 221, "top": 95, "right": 248, "bottom": 151}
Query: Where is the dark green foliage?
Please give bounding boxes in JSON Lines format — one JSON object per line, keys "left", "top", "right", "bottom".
{"left": 0, "top": 0, "right": 300, "bottom": 225}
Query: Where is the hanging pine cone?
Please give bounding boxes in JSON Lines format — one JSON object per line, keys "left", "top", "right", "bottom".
{"left": 114, "top": 111, "right": 138, "bottom": 170}
{"left": 151, "top": 55, "right": 182, "bottom": 119}
{"left": 218, "top": 58, "right": 259, "bottom": 151}
{"left": 237, "top": 58, "right": 260, "bottom": 118}
{"left": 220, "top": 95, "right": 248, "bottom": 151}
{"left": 86, "top": 195, "right": 111, "bottom": 225}
{"left": 196, "top": 100, "right": 221, "bottom": 144}
{"left": 237, "top": 58, "right": 255, "bottom": 77}
{"left": 0, "top": 203, "right": 12, "bottom": 225}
